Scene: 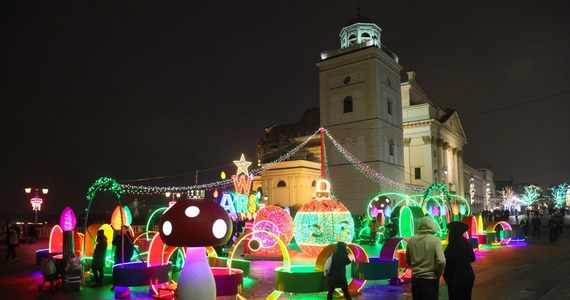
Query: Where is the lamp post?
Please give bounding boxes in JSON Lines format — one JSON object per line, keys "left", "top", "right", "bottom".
{"left": 165, "top": 192, "right": 181, "bottom": 207}
{"left": 25, "top": 187, "right": 48, "bottom": 223}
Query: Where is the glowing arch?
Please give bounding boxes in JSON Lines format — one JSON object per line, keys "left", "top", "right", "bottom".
{"left": 145, "top": 207, "right": 168, "bottom": 239}
{"left": 379, "top": 237, "right": 410, "bottom": 278}
{"left": 486, "top": 221, "right": 512, "bottom": 245}
{"left": 84, "top": 177, "right": 124, "bottom": 256}
{"left": 49, "top": 225, "right": 63, "bottom": 253}
{"left": 315, "top": 243, "right": 368, "bottom": 295}
{"left": 396, "top": 206, "right": 425, "bottom": 238}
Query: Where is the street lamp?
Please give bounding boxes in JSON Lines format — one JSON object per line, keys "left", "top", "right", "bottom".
{"left": 165, "top": 192, "right": 181, "bottom": 207}
{"left": 25, "top": 187, "right": 48, "bottom": 223}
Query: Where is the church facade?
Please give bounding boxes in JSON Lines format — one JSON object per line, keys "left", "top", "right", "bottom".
{"left": 255, "top": 16, "right": 495, "bottom": 214}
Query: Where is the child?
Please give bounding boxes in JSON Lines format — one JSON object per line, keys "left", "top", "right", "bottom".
{"left": 66, "top": 253, "right": 88, "bottom": 286}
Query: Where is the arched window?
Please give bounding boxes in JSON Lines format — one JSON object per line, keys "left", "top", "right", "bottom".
{"left": 387, "top": 98, "right": 393, "bottom": 115}
{"left": 389, "top": 139, "right": 395, "bottom": 156}
{"left": 311, "top": 180, "right": 317, "bottom": 187}
{"left": 348, "top": 34, "right": 357, "bottom": 46}
{"left": 343, "top": 96, "right": 353, "bottom": 113}
{"left": 277, "top": 180, "right": 287, "bottom": 187}
{"left": 360, "top": 32, "right": 370, "bottom": 43}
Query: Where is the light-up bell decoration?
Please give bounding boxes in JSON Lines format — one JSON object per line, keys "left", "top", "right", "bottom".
{"left": 293, "top": 180, "right": 354, "bottom": 256}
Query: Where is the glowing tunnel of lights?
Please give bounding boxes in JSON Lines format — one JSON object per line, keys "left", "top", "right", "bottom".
{"left": 486, "top": 221, "right": 512, "bottom": 245}
{"left": 366, "top": 193, "right": 415, "bottom": 221}
{"left": 395, "top": 206, "right": 426, "bottom": 238}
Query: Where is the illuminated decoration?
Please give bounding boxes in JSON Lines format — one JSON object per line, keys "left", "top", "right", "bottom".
{"left": 119, "top": 129, "right": 320, "bottom": 195}
{"left": 146, "top": 207, "right": 168, "bottom": 235}
{"left": 60, "top": 206, "right": 77, "bottom": 231}
{"left": 324, "top": 129, "right": 424, "bottom": 193}
{"left": 469, "top": 178, "right": 476, "bottom": 204}
{"left": 30, "top": 197, "right": 43, "bottom": 211}
{"left": 366, "top": 194, "right": 403, "bottom": 222}
{"left": 233, "top": 154, "right": 252, "bottom": 176}
{"left": 49, "top": 225, "right": 63, "bottom": 253}
{"left": 219, "top": 192, "right": 259, "bottom": 215}
{"left": 213, "top": 189, "right": 219, "bottom": 198}
{"left": 293, "top": 180, "right": 354, "bottom": 256}
{"left": 111, "top": 206, "right": 129, "bottom": 230}
{"left": 549, "top": 183, "right": 569, "bottom": 208}
{"left": 462, "top": 216, "right": 479, "bottom": 238}
{"left": 250, "top": 206, "right": 295, "bottom": 255}
{"left": 314, "top": 243, "right": 368, "bottom": 296}
{"left": 459, "top": 204, "right": 467, "bottom": 215}
{"left": 158, "top": 198, "right": 233, "bottom": 300}
{"left": 520, "top": 185, "right": 541, "bottom": 206}
{"left": 379, "top": 237, "right": 410, "bottom": 278}
{"left": 221, "top": 171, "right": 226, "bottom": 180}
{"left": 123, "top": 206, "right": 133, "bottom": 226}
{"left": 486, "top": 221, "right": 512, "bottom": 245}
{"left": 395, "top": 206, "right": 427, "bottom": 238}
{"left": 84, "top": 177, "right": 124, "bottom": 257}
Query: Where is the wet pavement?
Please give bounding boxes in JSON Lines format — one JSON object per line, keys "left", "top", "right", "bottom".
{"left": 1, "top": 214, "right": 570, "bottom": 299}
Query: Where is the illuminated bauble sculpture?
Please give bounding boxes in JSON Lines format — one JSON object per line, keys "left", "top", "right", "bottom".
{"left": 252, "top": 205, "right": 294, "bottom": 255}
{"left": 293, "top": 180, "right": 354, "bottom": 257}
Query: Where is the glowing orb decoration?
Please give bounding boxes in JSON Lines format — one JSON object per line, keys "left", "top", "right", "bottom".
{"left": 123, "top": 206, "right": 133, "bottom": 226}
{"left": 293, "top": 199, "right": 354, "bottom": 257}
{"left": 251, "top": 206, "right": 295, "bottom": 255}
{"left": 59, "top": 206, "right": 76, "bottom": 231}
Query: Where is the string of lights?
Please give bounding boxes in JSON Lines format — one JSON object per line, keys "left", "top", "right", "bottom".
{"left": 323, "top": 129, "right": 424, "bottom": 193}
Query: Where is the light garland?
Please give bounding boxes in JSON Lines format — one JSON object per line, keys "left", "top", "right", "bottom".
{"left": 118, "top": 129, "right": 322, "bottom": 195}
{"left": 323, "top": 129, "right": 424, "bottom": 193}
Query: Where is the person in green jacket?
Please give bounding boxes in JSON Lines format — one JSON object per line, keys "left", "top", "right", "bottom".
{"left": 405, "top": 216, "right": 446, "bottom": 300}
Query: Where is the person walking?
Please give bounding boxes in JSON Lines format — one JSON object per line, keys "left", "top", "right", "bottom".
{"left": 6, "top": 226, "right": 19, "bottom": 262}
{"left": 548, "top": 214, "right": 559, "bottom": 243}
{"left": 554, "top": 210, "right": 564, "bottom": 237}
{"left": 91, "top": 230, "right": 107, "bottom": 287}
{"left": 444, "top": 222, "right": 476, "bottom": 300}
{"left": 531, "top": 214, "right": 541, "bottom": 238}
{"left": 326, "top": 241, "right": 353, "bottom": 300}
{"left": 405, "top": 216, "right": 446, "bottom": 300}
{"left": 369, "top": 218, "right": 378, "bottom": 245}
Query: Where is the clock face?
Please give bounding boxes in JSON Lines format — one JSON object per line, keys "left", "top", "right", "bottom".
{"left": 344, "top": 76, "right": 351, "bottom": 84}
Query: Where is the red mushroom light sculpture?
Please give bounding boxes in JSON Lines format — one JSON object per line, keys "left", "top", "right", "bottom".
{"left": 158, "top": 198, "right": 232, "bottom": 300}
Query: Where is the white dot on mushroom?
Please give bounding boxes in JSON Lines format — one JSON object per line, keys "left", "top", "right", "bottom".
{"left": 212, "top": 219, "right": 227, "bottom": 239}
{"left": 185, "top": 206, "right": 200, "bottom": 218}
{"left": 163, "top": 221, "right": 173, "bottom": 236}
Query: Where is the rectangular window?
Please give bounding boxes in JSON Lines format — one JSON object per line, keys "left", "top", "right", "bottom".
{"left": 414, "top": 167, "right": 421, "bottom": 180}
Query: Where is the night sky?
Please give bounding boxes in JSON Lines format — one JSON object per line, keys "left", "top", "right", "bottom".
{"left": 2, "top": 1, "right": 569, "bottom": 216}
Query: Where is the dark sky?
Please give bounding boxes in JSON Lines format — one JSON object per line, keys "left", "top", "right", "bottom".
{"left": 2, "top": 1, "right": 569, "bottom": 216}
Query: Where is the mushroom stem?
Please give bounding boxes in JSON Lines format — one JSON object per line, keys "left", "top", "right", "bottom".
{"left": 177, "top": 246, "right": 216, "bottom": 300}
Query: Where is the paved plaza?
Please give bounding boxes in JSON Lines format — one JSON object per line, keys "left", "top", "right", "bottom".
{"left": 1, "top": 214, "right": 570, "bottom": 299}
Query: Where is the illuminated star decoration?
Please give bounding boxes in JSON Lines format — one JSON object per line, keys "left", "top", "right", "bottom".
{"left": 233, "top": 154, "right": 252, "bottom": 176}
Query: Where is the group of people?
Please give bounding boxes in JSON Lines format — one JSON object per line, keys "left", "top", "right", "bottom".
{"left": 5, "top": 225, "right": 20, "bottom": 262}
{"left": 326, "top": 216, "right": 475, "bottom": 300}
{"left": 63, "top": 225, "right": 134, "bottom": 289}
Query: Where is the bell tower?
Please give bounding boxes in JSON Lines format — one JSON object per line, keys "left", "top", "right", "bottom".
{"left": 317, "top": 15, "right": 404, "bottom": 214}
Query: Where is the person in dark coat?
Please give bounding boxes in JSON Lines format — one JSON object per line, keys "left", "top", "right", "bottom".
{"left": 444, "top": 221, "right": 476, "bottom": 300}
{"left": 113, "top": 226, "right": 134, "bottom": 265}
{"left": 110, "top": 226, "right": 134, "bottom": 291}
{"left": 326, "top": 241, "right": 352, "bottom": 300}
{"left": 91, "top": 230, "right": 107, "bottom": 287}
